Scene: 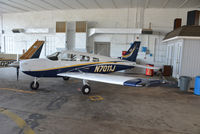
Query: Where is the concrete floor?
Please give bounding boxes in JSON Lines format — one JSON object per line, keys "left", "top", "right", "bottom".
{"left": 0, "top": 68, "right": 200, "bottom": 134}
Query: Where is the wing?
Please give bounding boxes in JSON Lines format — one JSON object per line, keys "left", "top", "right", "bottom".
{"left": 134, "top": 64, "right": 160, "bottom": 70}
{"left": 58, "top": 72, "right": 162, "bottom": 87}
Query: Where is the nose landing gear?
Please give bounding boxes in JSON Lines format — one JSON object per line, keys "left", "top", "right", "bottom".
{"left": 30, "top": 77, "right": 39, "bottom": 90}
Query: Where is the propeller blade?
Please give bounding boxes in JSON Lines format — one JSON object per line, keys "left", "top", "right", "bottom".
{"left": 17, "top": 53, "right": 19, "bottom": 62}
{"left": 16, "top": 67, "right": 19, "bottom": 80}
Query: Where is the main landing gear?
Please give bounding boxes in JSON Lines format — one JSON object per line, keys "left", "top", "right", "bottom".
{"left": 81, "top": 80, "right": 91, "bottom": 95}
{"left": 30, "top": 77, "right": 39, "bottom": 90}
{"left": 62, "top": 77, "right": 70, "bottom": 81}
{"left": 29, "top": 77, "right": 91, "bottom": 95}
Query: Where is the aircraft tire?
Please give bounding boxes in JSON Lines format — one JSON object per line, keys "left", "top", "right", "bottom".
{"left": 63, "top": 77, "right": 70, "bottom": 81}
{"left": 81, "top": 85, "right": 91, "bottom": 95}
{"left": 30, "top": 81, "right": 39, "bottom": 90}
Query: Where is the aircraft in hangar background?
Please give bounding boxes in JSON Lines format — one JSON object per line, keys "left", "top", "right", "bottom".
{"left": 0, "top": 40, "right": 44, "bottom": 80}
{"left": 20, "top": 41, "right": 162, "bottom": 95}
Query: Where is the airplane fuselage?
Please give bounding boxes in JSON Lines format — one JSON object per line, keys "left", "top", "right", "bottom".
{"left": 21, "top": 58, "right": 134, "bottom": 77}
{"left": 18, "top": 42, "right": 162, "bottom": 94}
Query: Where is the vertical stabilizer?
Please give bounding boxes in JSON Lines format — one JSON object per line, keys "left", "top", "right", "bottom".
{"left": 122, "top": 41, "right": 141, "bottom": 62}
{"left": 20, "top": 40, "right": 44, "bottom": 60}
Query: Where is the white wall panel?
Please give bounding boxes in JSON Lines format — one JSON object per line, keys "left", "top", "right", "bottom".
{"left": 181, "top": 39, "right": 200, "bottom": 77}
{"left": 110, "top": 44, "right": 130, "bottom": 58}
{"left": 4, "top": 36, "right": 14, "bottom": 54}
{"left": 2, "top": 34, "right": 66, "bottom": 58}
{"left": 3, "top": 8, "right": 194, "bottom": 34}
{"left": 144, "top": 8, "right": 189, "bottom": 32}
{"left": 75, "top": 33, "right": 87, "bottom": 52}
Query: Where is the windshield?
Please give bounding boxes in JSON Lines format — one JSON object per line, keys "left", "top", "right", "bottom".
{"left": 47, "top": 51, "right": 100, "bottom": 62}
{"left": 47, "top": 52, "right": 60, "bottom": 61}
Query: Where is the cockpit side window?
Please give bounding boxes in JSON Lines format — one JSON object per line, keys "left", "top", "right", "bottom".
{"left": 58, "top": 53, "right": 77, "bottom": 61}
{"left": 80, "top": 55, "right": 90, "bottom": 61}
{"left": 93, "top": 57, "right": 99, "bottom": 62}
{"left": 70, "top": 54, "right": 77, "bottom": 61}
{"left": 60, "top": 53, "right": 71, "bottom": 61}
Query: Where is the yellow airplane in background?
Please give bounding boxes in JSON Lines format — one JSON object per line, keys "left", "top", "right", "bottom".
{"left": 0, "top": 40, "right": 45, "bottom": 79}
{"left": 0, "top": 40, "right": 44, "bottom": 68}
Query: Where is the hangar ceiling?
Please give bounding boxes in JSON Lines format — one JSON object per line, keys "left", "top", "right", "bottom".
{"left": 0, "top": 0, "right": 199, "bottom": 13}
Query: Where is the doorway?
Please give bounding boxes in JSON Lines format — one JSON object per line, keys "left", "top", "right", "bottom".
{"left": 172, "top": 42, "right": 183, "bottom": 78}
{"left": 94, "top": 42, "right": 110, "bottom": 57}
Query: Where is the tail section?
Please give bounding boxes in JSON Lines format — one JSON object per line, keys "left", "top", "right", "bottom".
{"left": 122, "top": 41, "right": 141, "bottom": 62}
{"left": 20, "top": 40, "right": 44, "bottom": 60}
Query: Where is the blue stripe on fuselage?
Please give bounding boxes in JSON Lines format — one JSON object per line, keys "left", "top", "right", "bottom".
{"left": 22, "top": 64, "right": 134, "bottom": 77}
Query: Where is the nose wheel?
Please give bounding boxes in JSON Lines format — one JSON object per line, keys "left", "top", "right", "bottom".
{"left": 30, "top": 77, "right": 39, "bottom": 90}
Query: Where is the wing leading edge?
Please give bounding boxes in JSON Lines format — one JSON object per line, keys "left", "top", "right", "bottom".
{"left": 58, "top": 72, "right": 162, "bottom": 87}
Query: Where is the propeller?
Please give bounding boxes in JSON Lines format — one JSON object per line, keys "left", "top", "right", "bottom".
{"left": 16, "top": 53, "right": 20, "bottom": 81}
{"left": 8, "top": 53, "right": 23, "bottom": 80}
{"left": 16, "top": 67, "right": 19, "bottom": 80}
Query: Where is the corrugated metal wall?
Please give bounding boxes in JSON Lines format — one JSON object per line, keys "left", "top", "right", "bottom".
{"left": 181, "top": 39, "right": 200, "bottom": 77}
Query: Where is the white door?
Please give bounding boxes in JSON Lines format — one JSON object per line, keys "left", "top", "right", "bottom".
{"left": 167, "top": 45, "right": 174, "bottom": 65}
{"left": 172, "top": 42, "right": 182, "bottom": 78}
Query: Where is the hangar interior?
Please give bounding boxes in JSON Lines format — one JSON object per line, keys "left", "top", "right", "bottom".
{"left": 0, "top": 0, "right": 200, "bottom": 134}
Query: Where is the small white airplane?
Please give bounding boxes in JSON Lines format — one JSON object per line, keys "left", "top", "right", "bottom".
{"left": 20, "top": 41, "right": 162, "bottom": 94}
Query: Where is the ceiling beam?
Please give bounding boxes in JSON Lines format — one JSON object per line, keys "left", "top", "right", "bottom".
{"left": 179, "top": 0, "right": 188, "bottom": 8}
{"left": 195, "top": 4, "right": 200, "bottom": 8}
{"left": 59, "top": 0, "right": 74, "bottom": 9}
{"left": 94, "top": 0, "right": 102, "bottom": 9}
{"left": 0, "top": 7, "right": 13, "bottom": 13}
{"left": 8, "top": 0, "right": 35, "bottom": 11}
{"left": 111, "top": 0, "right": 117, "bottom": 8}
{"left": 25, "top": 0, "right": 48, "bottom": 10}
{"left": 42, "top": 0, "right": 60, "bottom": 9}
{"left": 145, "top": 0, "right": 149, "bottom": 8}
{"left": 0, "top": 1, "right": 27, "bottom": 11}
{"left": 76, "top": 0, "right": 88, "bottom": 9}
{"left": 162, "top": 0, "right": 169, "bottom": 8}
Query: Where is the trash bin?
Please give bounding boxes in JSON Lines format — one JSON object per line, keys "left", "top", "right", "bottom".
{"left": 194, "top": 76, "right": 200, "bottom": 95}
{"left": 179, "top": 76, "right": 192, "bottom": 92}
